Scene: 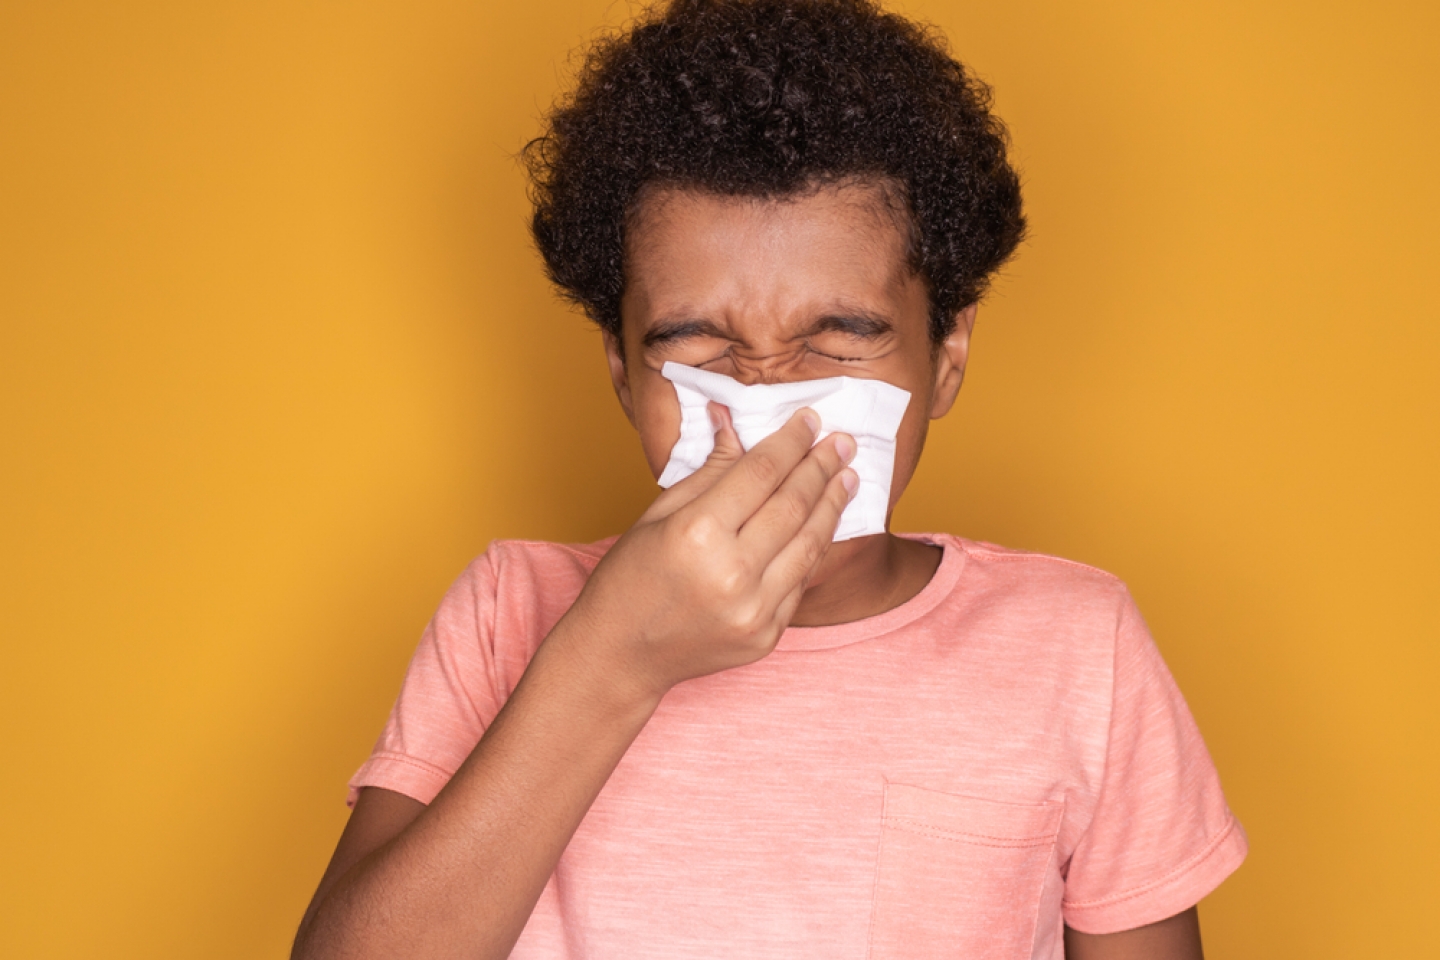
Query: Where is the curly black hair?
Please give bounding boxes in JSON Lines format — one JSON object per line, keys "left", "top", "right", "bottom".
{"left": 525, "top": 0, "right": 1025, "bottom": 342}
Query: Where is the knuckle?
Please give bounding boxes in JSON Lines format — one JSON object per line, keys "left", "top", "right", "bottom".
{"left": 730, "top": 599, "right": 768, "bottom": 635}
{"left": 752, "top": 629, "right": 782, "bottom": 656}
{"left": 797, "top": 535, "right": 824, "bottom": 571}
{"left": 745, "top": 451, "right": 783, "bottom": 488}
{"left": 713, "top": 560, "right": 748, "bottom": 600}
{"left": 812, "top": 445, "right": 833, "bottom": 473}
{"left": 673, "top": 512, "right": 721, "bottom": 551}
{"left": 812, "top": 440, "right": 840, "bottom": 472}
{"left": 816, "top": 458, "right": 845, "bottom": 491}
{"left": 703, "top": 442, "right": 740, "bottom": 466}
{"left": 778, "top": 490, "right": 811, "bottom": 528}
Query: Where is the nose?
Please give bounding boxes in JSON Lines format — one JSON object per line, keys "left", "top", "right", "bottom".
{"left": 727, "top": 346, "right": 811, "bottom": 385}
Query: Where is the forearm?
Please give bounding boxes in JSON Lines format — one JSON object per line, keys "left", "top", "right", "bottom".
{"left": 295, "top": 619, "right": 661, "bottom": 960}
{"left": 1064, "top": 908, "right": 1203, "bottom": 960}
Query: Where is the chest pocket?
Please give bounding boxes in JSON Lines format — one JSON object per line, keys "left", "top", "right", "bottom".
{"left": 867, "top": 782, "right": 1063, "bottom": 960}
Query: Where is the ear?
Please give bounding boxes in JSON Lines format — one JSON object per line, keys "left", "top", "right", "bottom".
{"left": 929, "top": 303, "right": 977, "bottom": 420}
{"left": 603, "top": 330, "right": 638, "bottom": 428}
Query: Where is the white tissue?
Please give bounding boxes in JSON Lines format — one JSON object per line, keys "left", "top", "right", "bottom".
{"left": 657, "top": 361, "right": 911, "bottom": 541}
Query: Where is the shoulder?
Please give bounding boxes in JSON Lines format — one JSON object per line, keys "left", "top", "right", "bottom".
{"left": 931, "top": 533, "right": 1132, "bottom": 622}
{"left": 454, "top": 535, "right": 619, "bottom": 630}
{"left": 899, "top": 534, "right": 1141, "bottom": 702}
{"left": 479, "top": 535, "right": 618, "bottom": 581}
{"left": 427, "top": 536, "right": 621, "bottom": 679}
{"left": 948, "top": 535, "right": 1124, "bottom": 586}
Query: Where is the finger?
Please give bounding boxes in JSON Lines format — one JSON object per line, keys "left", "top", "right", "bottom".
{"left": 739, "top": 432, "right": 856, "bottom": 560}
{"left": 763, "top": 469, "right": 855, "bottom": 628}
{"left": 693, "top": 408, "right": 822, "bottom": 531}
{"left": 639, "top": 404, "right": 741, "bottom": 522}
{"left": 681, "top": 403, "right": 745, "bottom": 486}
{"left": 761, "top": 466, "right": 857, "bottom": 603}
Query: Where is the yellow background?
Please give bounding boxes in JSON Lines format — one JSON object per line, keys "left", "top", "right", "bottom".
{"left": 2, "top": 0, "right": 1436, "bottom": 956}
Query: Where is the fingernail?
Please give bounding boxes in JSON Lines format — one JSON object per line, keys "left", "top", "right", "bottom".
{"left": 835, "top": 433, "right": 857, "bottom": 463}
{"left": 800, "top": 408, "right": 821, "bottom": 434}
{"left": 841, "top": 468, "right": 860, "bottom": 497}
{"left": 707, "top": 404, "right": 722, "bottom": 430}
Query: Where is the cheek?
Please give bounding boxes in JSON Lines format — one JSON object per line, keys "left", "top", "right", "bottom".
{"left": 886, "top": 393, "right": 932, "bottom": 508}
{"left": 630, "top": 377, "right": 684, "bottom": 479}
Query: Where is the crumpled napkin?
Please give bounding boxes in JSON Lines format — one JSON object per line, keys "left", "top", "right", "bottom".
{"left": 657, "top": 361, "right": 911, "bottom": 541}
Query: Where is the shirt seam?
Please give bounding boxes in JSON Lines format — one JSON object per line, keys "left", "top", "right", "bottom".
{"left": 1062, "top": 815, "right": 1242, "bottom": 912}
{"left": 882, "top": 821, "right": 1060, "bottom": 848}
{"left": 958, "top": 542, "right": 1125, "bottom": 585}
{"left": 474, "top": 548, "right": 508, "bottom": 719}
{"left": 776, "top": 533, "right": 964, "bottom": 651}
{"left": 1070, "top": 588, "right": 1128, "bottom": 880}
{"left": 361, "top": 751, "right": 455, "bottom": 782}
{"left": 882, "top": 816, "right": 1059, "bottom": 846}
{"left": 491, "top": 537, "right": 609, "bottom": 568}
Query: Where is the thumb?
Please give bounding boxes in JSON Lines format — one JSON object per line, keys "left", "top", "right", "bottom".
{"left": 701, "top": 402, "right": 743, "bottom": 466}
{"left": 667, "top": 403, "right": 743, "bottom": 493}
{"left": 637, "top": 403, "right": 742, "bottom": 523}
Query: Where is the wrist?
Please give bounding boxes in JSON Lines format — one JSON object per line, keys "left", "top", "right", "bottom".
{"left": 536, "top": 608, "right": 669, "bottom": 720}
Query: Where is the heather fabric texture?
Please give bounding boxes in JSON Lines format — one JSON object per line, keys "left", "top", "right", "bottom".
{"left": 350, "top": 534, "right": 1246, "bottom": 958}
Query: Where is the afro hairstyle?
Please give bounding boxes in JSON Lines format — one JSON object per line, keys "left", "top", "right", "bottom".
{"left": 524, "top": 0, "right": 1026, "bottom": 342}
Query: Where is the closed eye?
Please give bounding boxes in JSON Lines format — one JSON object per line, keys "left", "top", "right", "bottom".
{"left": 810, "top": 345, "right": 870, "bottom": 362}
{"left": 806, "top": 311, "right": 896, "bottom": 361}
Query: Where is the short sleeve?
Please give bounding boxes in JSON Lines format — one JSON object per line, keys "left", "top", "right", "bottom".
{"left": 1061, "top": 592, "right": 1248, "bottom": 933}
{"left": 346, "top": 552, "right": 504, "bottom": 807}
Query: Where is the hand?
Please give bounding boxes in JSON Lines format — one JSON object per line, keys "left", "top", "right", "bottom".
{"left": 557, "top": 404, "right": 858, "bottom": 700}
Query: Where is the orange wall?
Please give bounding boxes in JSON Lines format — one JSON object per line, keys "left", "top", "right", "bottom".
{"left": 2, "top": 1, "right": 1436, "bottom": 956}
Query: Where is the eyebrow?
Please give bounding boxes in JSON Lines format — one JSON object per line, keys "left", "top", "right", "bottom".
{"left": 806, "top": 312, "right": 895, "bottom": 339}
{"left": 641, "top": 318, "right": 730, "bottom": 348}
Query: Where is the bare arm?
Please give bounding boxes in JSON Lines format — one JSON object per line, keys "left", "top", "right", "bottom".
{"left": 291, "top": 632, "right": 664, "bottom": 960}
{"left": 1065, "top": 908, "right": 1204, "bottom": 960}
{"left": 293, "top": 786, "right": 425, "bottom": 943}
{"left": 292, "top": 408, "right": 857, "bottom": 960}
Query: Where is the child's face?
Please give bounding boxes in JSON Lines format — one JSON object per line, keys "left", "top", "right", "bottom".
{"left": 607, "top": 180, "right": 973, "bottom": 523}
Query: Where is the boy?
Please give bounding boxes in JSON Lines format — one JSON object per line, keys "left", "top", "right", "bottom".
{"left": 292, "top": 1, "right": 1246, "bottom": 958}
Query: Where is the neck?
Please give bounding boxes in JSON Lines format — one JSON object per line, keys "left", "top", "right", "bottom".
{"left": 788, "top": 532, "right": 943, "bottom": 628}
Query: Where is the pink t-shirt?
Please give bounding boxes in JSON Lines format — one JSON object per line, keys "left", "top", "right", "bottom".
{"left": 350, "top": 533, "right": 1246, "bottom": 959}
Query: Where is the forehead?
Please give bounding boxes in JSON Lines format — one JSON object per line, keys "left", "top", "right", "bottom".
{"left": 621, "top": 181, "right": 921, "bottom": 332}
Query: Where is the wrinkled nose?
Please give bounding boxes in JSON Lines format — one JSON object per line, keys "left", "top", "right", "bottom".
{"left": 727, "top": 346, "right": 810, "bottom": 385}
